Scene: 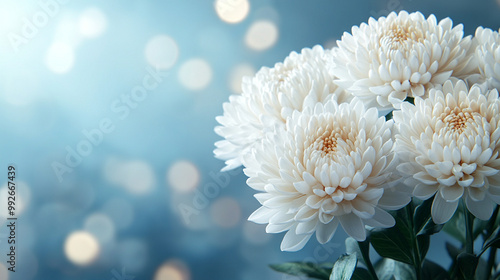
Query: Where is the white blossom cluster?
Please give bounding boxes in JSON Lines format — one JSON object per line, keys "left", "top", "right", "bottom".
{"left": 215, "top": 11, "right": 500, "bottom": 251}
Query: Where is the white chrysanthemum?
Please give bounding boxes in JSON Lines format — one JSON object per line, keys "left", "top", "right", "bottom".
{"left": 394, "top": 80, "right": 500, "bottom": 224}
{"left": 475, "top": 27, "right": 500, "bottom": 90}
{"left": 331, "top": 11, "right": 476, "bottom": 111}
{"left": 244, "top": 99, "right": 410, "bottom": 251}
{"left": 215, "top": 46, "right": 352, "bottom": 171}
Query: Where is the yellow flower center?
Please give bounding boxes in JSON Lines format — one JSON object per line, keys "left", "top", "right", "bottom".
{"left": 320, "top": 134, "right": 338, "bottom": 154}
{"left": 442, "top": 108, "right": 475, "bottom": 134}
{"left": 315, "top": 127, "right": 356, "bottom": 159}
{"left": 380, "top": 22, "right": 424, "bottom": 52}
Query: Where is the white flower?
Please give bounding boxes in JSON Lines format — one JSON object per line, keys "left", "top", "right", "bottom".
{"left": 475, "top": 27, "right": 500, "bottom": 90}
{"left": 245, "top": 99, "right": 409, "bottom": 251}
{"left": 215, "top": 46, "right": 351, "bottom": 171}
{"left": 394, "top": 80, "right": 500, "bottom": 224}
{"left": 330, "top": 11, "right": 476, "bottom": 111}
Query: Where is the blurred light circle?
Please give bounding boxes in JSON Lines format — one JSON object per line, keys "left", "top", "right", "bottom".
{"left": 229, "top": 63, "right": 255, "bottom": 93}
{"left": 118, "top": 239, "right": 148, "bottom": 273}
{"left": 154, "top": 260, "right": 190, "bottom": 280}
{"left": 102, "top": 198, "right": 134, "bottom": 230}
{"left": 55, "top": 15, "right": 83, "bottom": 47}
{"left": 145, "top": 35, "right": 179, "bottom": 70}
{"left": 121, "top": 161, "right": 155, "bottom": 194}
{"left": 178, "top": 58, "right": 213, "bottom": 90}
{"left": 243, "top": 222, "right": 271, "bottom": 245}
{"left": 245, "top": 20, "right": 278, "bottom": 51}
{"left": 0, "top": 181, "right": 31, "bottom": 219}
{"left": 79, "top": 7, "right": 107, "bottom": 38}
{"left": 0, "top": 263, "right": 7, "bottom": 280}
{"left": 214, "top": 0, "right": 250, "bottom": 24}
{"left": 45, "top": 42, "right": 75, "bottom": 73}
{"left": 167, "top": 160, "right": 200, "bottom": 193}
{"left": 210, "top": 197, "right": 241, "bottom": 228}
{"left": 64, "top": 231, "right": 100, "bottom": 266}
{"left": 104, "top": 159, "right": 155, "bottom": 195}
{"left": 84, "top": 213, "right": 115, "bottom": 243}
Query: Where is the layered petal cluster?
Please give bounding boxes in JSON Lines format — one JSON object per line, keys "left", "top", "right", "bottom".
{"left": 394, "top": 80, "right": 500, "bottom": 224}
{"left": 215, "top": 46, "right": 351, "bottom": 171}
{"left": 475, "top": 27, "right": 500, "bottom": 90}
{"left": 331, "top": 11, "right": 476, "bottom": 111}
{"left": 244, "top": 99, "right": 410, "bottom": 251}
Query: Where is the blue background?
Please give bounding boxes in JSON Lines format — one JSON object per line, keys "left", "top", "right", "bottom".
{"left": 0, "top": 0, "right": 499, "bottom": 279}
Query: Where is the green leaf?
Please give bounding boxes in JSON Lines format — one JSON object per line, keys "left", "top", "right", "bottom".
{"left": 395, "top": 208, "right": 413, "bottom": 239}
{"left": 483, "top": 226, "right": 500, "bottom": 252}
{"left": 413, "top": 198, "right": 444, "bottom": 236}
{"left": 370, "top": 227, "right": 413, "bottom": 265}
{"left": 345, "top": 237, "right": 365, "bottom": 266}
{"left": 421, "top": 260, "right": 450, "bottom": 280}
{"left": 269, "top": 262, "right": 330, "bottom": 280}
{"left": 351, "top": 268, "right": 373, "bottom": 280}
{"left": 417, "top": 235, "right": 430, "bottom": 261}
{"left": 330, "top": 254, "right": 357, "bottom": 280}
{"left": 473, "top": 218, "right": 489, "bottom": 239}
{"left": 385, "top": 111, "right": 393, "bottom": 121}
{"left": 405, "top": 96, "right": 415, "bottom": 105}
{"left": 457, "top": 252, "right": 478, "bottom": 280}
{"left": 375, "top": 258, "right": 416, "bottom": 280}
{"left": 475, "top": 255, "right": 488, "bottom": 280}
{"left": 443, "top": 207, "right": 466, "bottom": 243}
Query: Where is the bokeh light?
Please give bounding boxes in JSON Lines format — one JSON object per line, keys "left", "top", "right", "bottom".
{"left": 229, "top": 63, "right": 255, "bottom": 93}
{"left": 214, "top": 0, "right": 250, "bottom": 24}
{"left": 178, "top": 58, "right": 213, "bottom": 90}
{"left": 54, "top": 15, "right": 83, "bottom": 47}
{"left": 84, "top": 213, "right": 116, "bottom": 243}
{"left": 79, "top": 7, "right": 108, "bottom": 38}
{"left": 145, "top": 35, "right": 179, "bottom": 70}
{"left": 64, "top": 231, "right": 100, "bottom": 266}
{"left": 104, "top": 158, "right": 156, "bottom": 195}
{"left": 0, "top": 181, "right": 31, "bottom": 219}
{"left": 45, "top": 42, "right": 75, "bottom": 74}
{"left": 167, "top": 160, "right": 200, "bottom": 193}
{"left": 210, "top": 197, "right": 241, "bottom": 228}
{"left": 245, "top": 20, "right": 278, "bottom": 51}
{"left": 154, "top": 260, "right": 190, "bottom": 280}
{"left": 1, "top": 2, "right": 498, "bottom": 279}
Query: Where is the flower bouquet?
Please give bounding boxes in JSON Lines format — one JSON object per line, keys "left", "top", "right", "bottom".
{"left": 215, "top": 11, "right": 500, "bottom": 280}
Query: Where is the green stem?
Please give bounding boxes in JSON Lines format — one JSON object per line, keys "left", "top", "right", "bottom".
{"left": 358, "top": 240, "right": 379, "bottom": 280}
{"left": 484, "top": 206, "right": 500, "bottom": 280}
{"left": 464, "top": 203, "right": 475, "bottom": 255}
{"left": 407, "top": 203, "right": 422, "bottom": 280}
{"left": 413, "top": 236, "right": 423, "bottom": 280}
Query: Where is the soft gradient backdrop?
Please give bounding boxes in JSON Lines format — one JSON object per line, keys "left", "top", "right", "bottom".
{"left": 0, "top": 0, "right": 499, "bottom": 279}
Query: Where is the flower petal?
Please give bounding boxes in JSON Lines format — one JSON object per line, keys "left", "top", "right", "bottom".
{"left": 339, "top": 213, "right": 367, "bottom": 241}
{"left": 431, "top": 193, "right": 459, "bottom": 224}
{"left": 466, "top": 195, "right": 494, "bottom": 220}
{"left": 280, "top": 228, "right": 312, "bottom": 252}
